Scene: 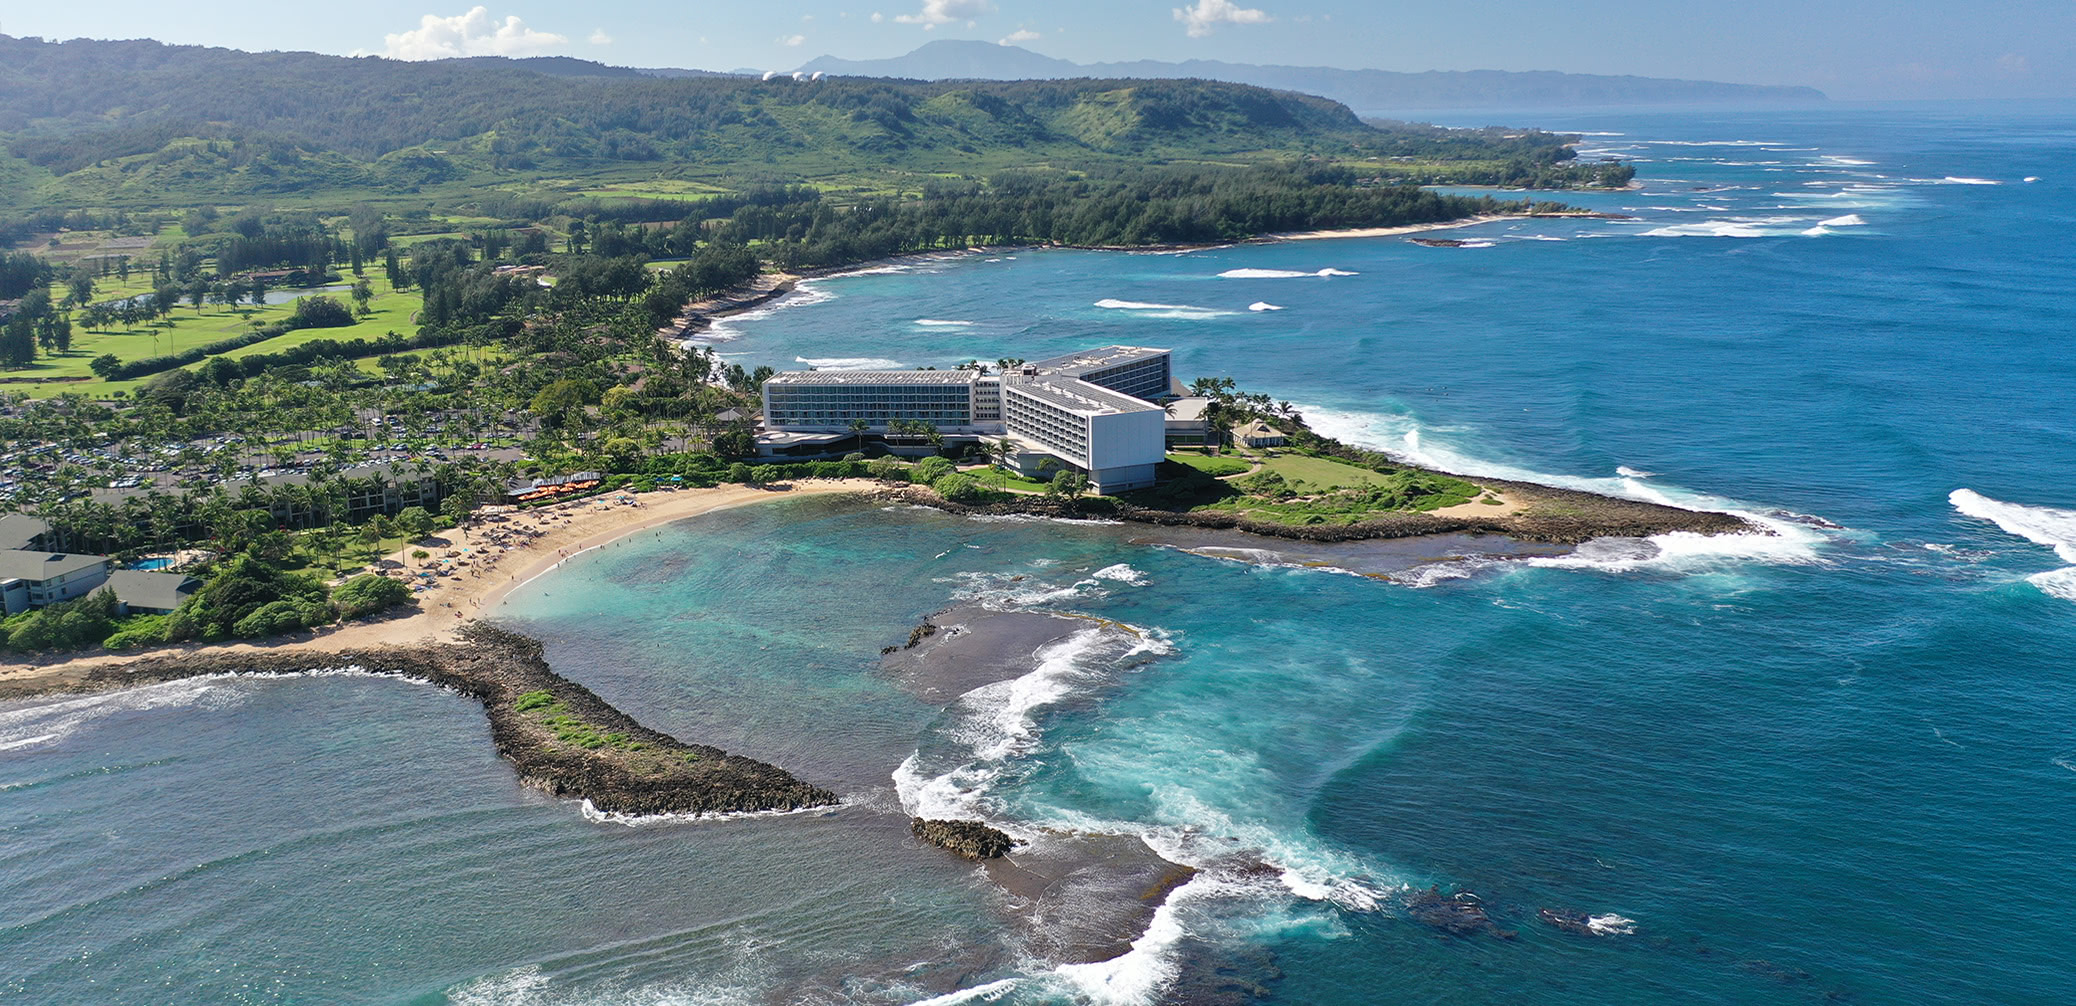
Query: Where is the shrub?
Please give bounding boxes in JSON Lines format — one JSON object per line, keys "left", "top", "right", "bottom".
{"left": 230, "top": 598, "right": 328, "bottom": 638}
{"left": 932, "top": 472, "right": 986, "bottom": 503}
{"left": 867, "top": 457, "right": 907, "bottom": 481}
{"left": 514, "top": 690, "right": 556, "bottom": 712}
{"left": 750, "top": 464, "right": 781, "bottom": 484}
{"left": 167, "top": 554, "right": 332, "bottom": 642}
{"left": 102, "top": 616, "right": 169, "bottom": 651}
{"left": 726, "top": 462, "right": 752, "bottom": 484}
{"left": 332, "top": 574, "right": 413, "bottom": 620}
{"left": 912, "top": 456, "right": 955, "bottom": 484}
{"left": 1, "top": 590, "right": 118, "bottom": 653}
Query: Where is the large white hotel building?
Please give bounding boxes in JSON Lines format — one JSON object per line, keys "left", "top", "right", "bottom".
{"left": 759, "top": 346, "right": 1175, "bottom": 493}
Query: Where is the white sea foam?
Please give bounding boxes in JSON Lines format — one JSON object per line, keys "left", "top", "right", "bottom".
{"left": 1941, "top": 176, "right": 2001, "bottom": 185}
{"left": 1093, "top": 298, "right": 1237, "bottom": 320}
{"left": 1392, "top": 556, "right": 1510, "bottom": 589}
{"left": 1587, "top": 913, "right": 1638, "bottom": 935}
{"left": 683, "top": 283, "right": 836, "bottom": 347}
{"left": 822, "top": 262, "right": 919, "bottom": 278}
{"left": 1248, "top": 302, "right": 1284, "bottom": 312}
{"left": 913, "top": 319, "right": 974, "bottom": 327}
{"left": 1817, "top": 156, "right": 1876, "bottom": 166}
{"left": 578, "top": 799, "right": 836, "bottom": 828}
{"left": 1616, "top": 466, "right": 1658, "bottom": 478}
{"left": 0, "top": 667, "right": 397, "bottom": 752}
{"left": 1950, "top": 489, "right": 2076, "bottom": 603}
{"left": 1819, "top": 214, "right": 1868, "bottom": 226}
{"left": 2024, "top": 176, "right": 2040, "bottom": 183}
{"left": 893, "top": 623, "right": 1174, "bottom": 821}
{"left": 1091, "top": 563, "right": 1148, "bottom": 585}
{"left": 2030, "top": 569, "right": 2076, "bottom": 601}
{"left": 1218, "top": 268, "right": 1358, "bottom": 279}
{"left": 1641, "top": 139, "right": 1786, "bottom": 147}
{"left": 1949, "top": 490, "right": 2076, "bottom": 564}
{"left": 902, "top": 978, "right": 1026, "bottom": 1005}
{"left": 793, "top": 356, "right": 904, "bottom": 370}
{"left": 1296, "top": 405, "right": 1833, "bottom": 576}
{"left": 1456, "top": 240, "right": 1497, "bottom": 248}
{"left": 445, "top": 959, "right": 772, "bottom": 1006}
{"left": 1640, "top": 216, "right": 1810, "bottom": 238}
{"left": 1050, "top": 874, "right": 1212, "bottom": 1005}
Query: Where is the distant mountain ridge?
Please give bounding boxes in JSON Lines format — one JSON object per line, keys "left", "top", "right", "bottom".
{"left": 794, "top": 40, "right": 1825, "bottom": 112}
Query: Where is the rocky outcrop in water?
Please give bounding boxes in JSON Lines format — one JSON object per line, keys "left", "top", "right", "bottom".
{"left": 1407, "top": 886, "right": 1516, "bottom": 938}
{"left": 5, "top": 623, "right": 838, "bottom": 817}
{"left": 912, "top": 817, "right": 1016, "bottom": 859}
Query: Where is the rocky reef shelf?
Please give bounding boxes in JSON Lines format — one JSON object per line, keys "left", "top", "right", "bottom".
{"left": 0, "top": 623, "right": 837, "bottom": 817}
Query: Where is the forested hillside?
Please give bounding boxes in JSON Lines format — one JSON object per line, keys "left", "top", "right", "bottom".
{"left": 0, "top": 35, "right": 1626, "bottom": 216}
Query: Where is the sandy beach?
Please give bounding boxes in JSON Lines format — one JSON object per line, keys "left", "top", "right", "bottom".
{"left": 1270, "top": 214, "right": 1528, "bottom": 241}
{"left": 0, "top": 480, "right": 879, "bottom": 691}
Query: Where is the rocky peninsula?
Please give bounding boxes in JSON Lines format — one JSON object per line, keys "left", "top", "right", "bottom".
{"left": 890, "top": 470, "right": 1754, "bottom": 547}
{"left": 0, "top": 623, "right": 836, "bottom": 817}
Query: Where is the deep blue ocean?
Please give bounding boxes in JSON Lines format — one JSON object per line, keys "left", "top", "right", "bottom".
{"left": 4, "top": 104, "right": 2073, "bottom": 1005}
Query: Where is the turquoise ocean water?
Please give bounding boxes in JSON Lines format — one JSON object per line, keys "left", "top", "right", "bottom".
{"left": 4, "top": 104, "right": 2073, "bottom": 1004}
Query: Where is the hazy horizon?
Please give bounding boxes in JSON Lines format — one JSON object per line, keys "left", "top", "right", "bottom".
{"left": 4, "top": 1, "right": 2070, "bottom": 102}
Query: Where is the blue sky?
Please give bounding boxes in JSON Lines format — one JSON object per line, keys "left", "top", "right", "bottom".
{"left": 4, "top": 1, "right": 2070, "bottom": 99}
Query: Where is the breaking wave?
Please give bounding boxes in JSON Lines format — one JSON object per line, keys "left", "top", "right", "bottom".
{"left": 681, "top": 283, "right": 836, "bottom": 347}
{"left": 1950, "top": 489, "right": 2076, "bottom": 603}
{"left": 1216, "top": 268, "right": 1359, "bottom": 279}
{"left": 1297, "top": 404, "right": 1833, "bottom": 576}
{"left": 1640, "top": 216, "right": 1813, "bottom": 238}
{"left": 1248, "top": 302, "right": 1284, "bottom": 312}
{"left": 0, "top": 668, "right": 425, "bottom": 753}
{"left": 913, "top": 319, "right": 974, "bottom": 327}
{"left": 1093, "top": 299, "right": 1238, "bottom": 320}
{"left": 793, "top": 356, "right": 903, "bottom": 370}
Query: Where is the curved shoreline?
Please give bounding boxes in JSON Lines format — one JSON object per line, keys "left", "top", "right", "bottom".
{"left": 0, "top": 481, "right": 880, "bottom": 692}
{"left": 1, "top": 623, "right": 837, "bottom": 816}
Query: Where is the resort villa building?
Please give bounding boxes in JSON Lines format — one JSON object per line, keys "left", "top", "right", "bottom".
{"left": 760, "top": 346, "right": 1178, "bottom": 494}
{"left": 0, "top": 550, "right": 113, "bottom": 615}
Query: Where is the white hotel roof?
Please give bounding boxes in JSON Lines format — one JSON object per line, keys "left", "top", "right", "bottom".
{"left": 1029, "top": 345, "right": 1170, "bottom": 378}
{"left": 1008, "top": 378, "right": 1163, "bottom": 417}
{"left": 764, "top": 369, "right": 981, "bottom": 386}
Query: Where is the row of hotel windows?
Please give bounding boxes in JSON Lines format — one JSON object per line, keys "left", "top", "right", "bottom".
{"left": 770, "top": 412, "right": 973, "bottom": 426}
{"left": 1078, "top": 360, "right": 1169, "bottom": 402}
{"left": 1003, "top": 395, "right": 1089, "bottom": 462}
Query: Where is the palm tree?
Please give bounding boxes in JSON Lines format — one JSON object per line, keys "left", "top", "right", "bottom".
{"left": 848, "top": 417, "right": 870, "bottom": 455}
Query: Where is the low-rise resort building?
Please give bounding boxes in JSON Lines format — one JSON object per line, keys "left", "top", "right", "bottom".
{"left": 760, "top": 346, "right": 1181, "bottom": 494}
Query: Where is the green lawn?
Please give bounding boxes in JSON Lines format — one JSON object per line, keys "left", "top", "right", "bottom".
{"left": 1253, "top": 453, "right": 1397, "bottom": 491}
{"left": 1165, "top": 451, "right": 1253, "bottom": 477}
{"left": 969, "top": 465, "right": 1055, "bottom": 494}
{"left": 12, "top": 275, "right": 423, "bottom": 398}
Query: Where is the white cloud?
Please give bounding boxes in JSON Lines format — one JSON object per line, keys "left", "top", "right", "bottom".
{"left": 588, "top": 28, "right": 612, "bottom": 45}
{"left": 999, "top": 28, "right": 1040, "bottom": 44}
{"left": 871, "top": 11, "right": 884, "bottom": 22}
{"left": 1172, "top": 0, "right": 1271, "bottom": 38}
{"left": 1994, "top": 52, "right": 2031, "bottom": 76}
{"left": 894, "top": 0, "right": 994, "bottom": 26}
{"left": 778, "top": 33, "right": 807, "bottom": 46}
{"left": 382, "top": 7, "right": 568, "bottom": 60}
